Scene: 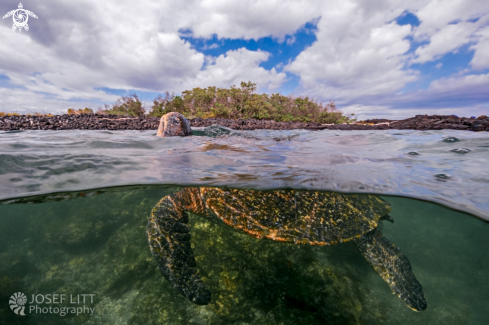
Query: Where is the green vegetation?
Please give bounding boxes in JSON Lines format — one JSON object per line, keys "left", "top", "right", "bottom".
{"left": 0, "top": 82, "right": 355, "bottom": 124}
{"left": 147, "top": 82, "right": 354, "bottom": 124}
{"left": 99, "top": 94, "right": 145, "bottom": 117}
{"left": 67, "top": 108, "right": 94, "bottom": 115}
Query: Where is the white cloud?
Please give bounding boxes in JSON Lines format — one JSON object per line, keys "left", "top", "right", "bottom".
{"left": 205, "top": 43, "right": 220, "bottom": 50}
{"left": 412, "top": 19, "right": 486, "bottom": 64}
{"left": 183, "top": 48, "right": 286, "bottom": 91}
{"left": 0, "top": 0, "right": 303, "bottom": 113}
{"left": 470, "top": 26, "right": 489, "bottom": 70}
{"left": 413, "top": 0, "right": 489, "bottom": 40}
{"left": 0, "top": 86, "right": 116, "bottom": 113}
{"left": 344, "top": 103, "right": 488, "bottom": 120}
{"left": 0, "top": 0, "right": 488, "bottom": 118}
{"left": 180, "top": 0, "right": 320, "bottom": 40}
{"left": 345, "top": 73, "right": 489, "bottom": 119}
{"left": 285, "top": 2, "right": 418, "bottom": 102}
{"left": 423, "top": 72, "right": 489, "bottom": 98}
{"left": 282, "top": 0, "right": 489, "bottom": 118}
{"left": 409, "top": 0, "right": 489, "bottom": 65}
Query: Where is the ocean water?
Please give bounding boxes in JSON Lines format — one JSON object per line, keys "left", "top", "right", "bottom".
{"left": 0, "top": 127, "right": 488, "bottom": 324}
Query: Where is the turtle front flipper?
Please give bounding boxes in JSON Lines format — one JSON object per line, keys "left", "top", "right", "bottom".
{"left": 147, "top": 192, "right": 211, "bottom": 305}
{"left": 353, "top": 228, "right": 427, "bottom": 311}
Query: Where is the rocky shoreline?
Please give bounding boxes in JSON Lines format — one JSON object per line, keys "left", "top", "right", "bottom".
{"left": 0, "top": 114, "right": 488, "bottom": 132}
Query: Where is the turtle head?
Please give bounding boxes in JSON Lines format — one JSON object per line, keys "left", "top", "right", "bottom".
{"left": 19, "top": 3, "right": 23, "bottom": 9}
{"left": 157, "top": 112, "right": 193, "bottom": 137}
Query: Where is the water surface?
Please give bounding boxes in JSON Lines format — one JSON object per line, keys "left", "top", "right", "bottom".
{"left": 1, "top": 127, "right": 488, "bottom": 220}
{"left": 1, "top": 127, "right": 488, "bottom": 324}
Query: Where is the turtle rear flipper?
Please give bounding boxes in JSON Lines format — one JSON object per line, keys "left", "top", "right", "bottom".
{"left": 353, "top": 228, "right": 427, "bottom": 311}
{"left": 147, "top": 194, "right": 211, "bottom": 305}
{"left": 24, "top": 23, "right": 29, "bottom": 31}
{"left": 12, "top": 23, "right": 17, "bottom": 31}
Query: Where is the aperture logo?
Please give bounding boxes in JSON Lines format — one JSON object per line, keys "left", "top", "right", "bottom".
{"left": 2, "top": 3, "right": 38, "bottom": 32}
{"left": 8, "top": 292, "right": 96, "bottom": 317}
{"left": 9, "top": 292, "right": 27, "bottom": 316}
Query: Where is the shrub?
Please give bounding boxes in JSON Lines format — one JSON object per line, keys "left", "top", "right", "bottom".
{"left": 101, "top": 94, "right": 145, "bottom": 117}
{"left": 147, "top": 92, "right": 174, "bottom": 117}
{"left": 147, "top": 81, "right": 354, "bottom": 124}
{"left": 0, "top": 112, "right": 20, "bottom": 117}
{"left": 67, "top": 108, "right": 94, "bottom": 115}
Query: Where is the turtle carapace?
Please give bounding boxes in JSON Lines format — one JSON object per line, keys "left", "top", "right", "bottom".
{"left": 147, "top": 187, "right": 427, "bottom": 311}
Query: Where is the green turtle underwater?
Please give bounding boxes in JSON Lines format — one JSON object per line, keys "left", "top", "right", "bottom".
{"left": 147, "top": 187, "right": 427, "bottom": 311}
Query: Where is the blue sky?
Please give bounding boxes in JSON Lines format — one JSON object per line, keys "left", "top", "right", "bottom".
{"left": 0, "top": 0, "right": 488, "bottom": 119}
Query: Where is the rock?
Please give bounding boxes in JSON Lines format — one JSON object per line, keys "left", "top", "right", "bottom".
{"left": 0, "top": 113, "right": 488, "bottom": 132}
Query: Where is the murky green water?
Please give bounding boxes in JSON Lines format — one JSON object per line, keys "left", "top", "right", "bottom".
{"left": 1, "top": 186, "right": 488, "bottom": 324}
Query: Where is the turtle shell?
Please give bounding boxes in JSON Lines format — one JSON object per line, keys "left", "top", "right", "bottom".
{"left": 201, "top": 188, "right": 391, "bottom": 245}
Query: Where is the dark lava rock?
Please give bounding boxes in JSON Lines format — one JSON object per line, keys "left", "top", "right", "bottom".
{"left": 0, "top": 114, "right": 160, "bottom": 131}
{"left": 386, "top": 114, "right": 488, "bottom": 131}
{"left": 0, "top": 114, "right": 488, "bottom": 132}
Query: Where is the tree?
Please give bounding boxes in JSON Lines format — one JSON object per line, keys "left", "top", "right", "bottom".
{"left": 106, "top": 94, "right": 145, "bottom": 116}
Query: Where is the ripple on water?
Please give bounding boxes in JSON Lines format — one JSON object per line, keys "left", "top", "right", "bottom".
{"left": 0, "top": 128, "right": 488, "bottom": 221}
{"left": 435, "top": 174, "right": 451, "bottom": 182}
{"left": 443, "top": 137, "right": 460, "bottom": 143}
{"left": 450, "top": 148, "right": 471, "bottom": 154}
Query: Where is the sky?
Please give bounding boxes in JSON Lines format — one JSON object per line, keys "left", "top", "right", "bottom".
{"left": 1, "top": 0, "right": 488, "bottom": 119}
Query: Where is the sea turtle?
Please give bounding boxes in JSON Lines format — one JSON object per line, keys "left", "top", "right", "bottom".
{"left": 2, "top": 3, "right": 38, "bottom": 32}
{"left": 157, "top": 112, "right": 192, "bottom": 137}
{"left": 147, "top": 187, "right": 427, "bottom": 311}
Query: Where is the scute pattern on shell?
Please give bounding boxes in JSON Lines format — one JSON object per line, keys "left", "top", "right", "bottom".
{"left": 201, "top": 188, "right": 390, "bottom": 245}
{"left": 147, "top": 187, "right": 426, "bottom": 311}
